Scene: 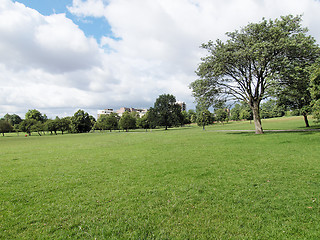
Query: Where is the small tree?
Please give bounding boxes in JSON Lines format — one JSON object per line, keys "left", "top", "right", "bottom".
{"left": 45, "top": 119, "right": 58, "bottom": 135}
{"left": 119, "top": 112, "right": 136, "bottom": 132}
{"left": 188, "top": 109, "right": 197, "bottom": 123}
{"left": 197, "top": 109, "right": 213, "bottom": 130}
{"left": 215, "top": 109, "right": 228, "bottom": 124}
{"left": 152, "top": 94, "right": 182, "bottom": 130}
{"left": 19, "top": 119, "right": 37, "bottom": 136}
{"left": 58, "top": 117, "right": 71, "bottom": 135}
{"left": 3, "top": 113, "right": 22, "bottom": 126}
{"left": 0, "top": 120, "right": 13, "bottom": 136}
{"left": 70, "top": 110, "right": 93, "bottom": 133}
{"left": 31, "top": 121, "right": 45, "bottom": 136}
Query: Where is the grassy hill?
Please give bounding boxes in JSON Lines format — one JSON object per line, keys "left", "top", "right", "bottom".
{"left": 1, "top": 116, "right": 320, "bottom": 239}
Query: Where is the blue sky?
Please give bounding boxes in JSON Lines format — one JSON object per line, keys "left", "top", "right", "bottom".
{"left": 1, "top": 0, "right": 320, "bottom": 118}
{"left": 13, "top": 0, "right": 113, "bottom": 41}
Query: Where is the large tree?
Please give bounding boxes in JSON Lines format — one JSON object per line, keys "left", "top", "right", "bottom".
{"left": 273, "top": 30, "right": 320, "bottom": 127}
{"left": 309, "top": 61, "right": 320, "bottom": 122}
{"left": 190, "top": 15, "right": 319, "bottom": 134}
{"left": 152, "top": 94, "right": 182, "bottom": 130}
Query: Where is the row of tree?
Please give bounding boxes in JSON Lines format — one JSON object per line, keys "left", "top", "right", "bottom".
{"left": 0, "top": 95, "right": 197, "bottom": 136}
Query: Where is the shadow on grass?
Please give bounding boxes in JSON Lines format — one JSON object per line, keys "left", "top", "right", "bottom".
{"left": 225, "top": 130, "right": 320, "bottom": 136}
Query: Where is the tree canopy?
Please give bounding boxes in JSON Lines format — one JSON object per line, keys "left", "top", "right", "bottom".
{"left": 151, "top": 94, "right": 182, "bottom": 130}
{"left": 70, "top": 109, "right": 94, "bottom": 133}
{"left": 190, "top": 15, "right": 319, "bottom": 134}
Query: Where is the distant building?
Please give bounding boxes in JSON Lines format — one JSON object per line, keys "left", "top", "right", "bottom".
{"left": 176, "top": 101, "right": 186, "bottom": 111}
{"left": 97, "top": 109, "right": 114, "bottom": 119}
{"left": 116, "top": 107, "right": 148, "bottom": 117}
{"left": 97, "top": 107, "right": 148, "bottom": 119}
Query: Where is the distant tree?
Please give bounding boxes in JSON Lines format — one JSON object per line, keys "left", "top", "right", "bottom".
{"left": 70, "top": 110, "right": 93, "bottom": 133}
{"left": 19, "top": 119, "right": 37, "bottom": 136}
{"left": 119, "top": 112, "right": 136, "bottom": 132}
{"left": 152, "top": 94, "right": 182, "bottom": 130}
{"left": 146, "top": 108, "right": 158, "bottom": 130}
{"left": 187, "top": 109, "right": 197, "bottom": 123}
{"left": 25, "top": 109, "right": 46, "bottom": 123}
{"left": 96, "top": 113, "right": 119, "bottom": 132}
{"left": 0, "top": 120, "right": 13, "bottom": 136}
{"left": 3, "top": 114, "right": 22, "bottom": 126}
{"left": 31, "top": 121, "right": 45, "bottom": 136}
{"left": 215, "top": 109, "right": 228, "bottom": 124}
{"left": 58, "top": 117, "right": 71, "bottom": 134}
{"left": 45, "top": 119, "right": 58, "bottom": 135}
{"left": 180, "top": 110, "right": 191, "bottom": 126}
{"left": 260, "top": 99, "right": 285, "bottom": 119}
{"left": 197, "top": 109, "right": 213, "bottom": 130}
{"left": 137, "top": 113, "right": 151, "bottom": 131}
{"left": 230, "top": 104, "right": 241, "bottom": 121}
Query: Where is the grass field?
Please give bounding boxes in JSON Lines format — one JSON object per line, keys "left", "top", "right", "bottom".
{"left": 1, "top": 116, "right": 320, "bottom": 239}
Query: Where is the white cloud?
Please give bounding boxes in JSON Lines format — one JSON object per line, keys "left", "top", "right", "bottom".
{"left": 1, "top": 0, "right": 320, "bottom": 118}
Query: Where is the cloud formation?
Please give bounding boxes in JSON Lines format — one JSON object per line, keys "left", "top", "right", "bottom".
{"left": 1, "top": 0, "right": 320, "bottom": 118}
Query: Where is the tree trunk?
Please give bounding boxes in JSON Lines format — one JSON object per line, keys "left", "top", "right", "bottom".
{"left": 252, "top": 101, "right": 264, "bottom": 134}
{"left": 303, "top": 114, "right": 310, "bottom": 127}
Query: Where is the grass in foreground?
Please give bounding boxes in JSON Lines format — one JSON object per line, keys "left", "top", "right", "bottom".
{"left": 1, "top": 120, "right": 320, "bottom": 239}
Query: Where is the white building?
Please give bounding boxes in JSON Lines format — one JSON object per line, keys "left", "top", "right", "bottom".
{"left": 97, "top": 107, "right": 148, "bottom": 119}
{"left": 97, "top": 109, "right": 114, "bottom": 119}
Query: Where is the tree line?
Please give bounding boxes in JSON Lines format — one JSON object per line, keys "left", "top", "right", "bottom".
{"left": 0, "top": 94, "right": 194, "bottom": 136}
{"left": 1, "top": 92, "right": 318, "bottom": 136}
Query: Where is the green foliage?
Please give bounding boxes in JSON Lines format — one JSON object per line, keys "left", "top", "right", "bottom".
{"left": 31, "top": 121, "right": 45, "bottom": 136}
{"left": 136, "top": 113, "right": 153, "bottom": 130}
{"left": 25, "top": 109, "right": 47, "bottom": 123}
{"left": 58, "top": 117, "right": 71, "bottom": 135}
{"left": 215, "top": 109, "right": 228, "bottom": 124}
{"left": 96, "top": 113, "right": 119, "bottom": 131}
{"left": 310, "top": 62, "right": 320, "bottom": 121}
{"left": 196, "top": 109, "right": 213, "bottom": 130}
{"left": 230, "top": 104, "right": 241, "bottom": 121}
{"left": 260, "top": 99, "right": 285, "bottom": 119}
{"left": 70, "top": 109, "right": 93, "bottom": 133}
{"left": 152, "top": 94, "right": 182, "bottom": 130}
{"left": 0, "top": 120, "right": 13, "bottom": 136}
{"left": 188, "top": 109, "right": 197, "bottom": 123}
{"left": 191, "top": 15, "right": 319, "bottom": 134}
{"left": 119, "top": 112, "right": 136, "bottom": 132}
{"left": 3, "top": 113, "right": 22, "bottom": 126}
{"left": 45, "top": 118, "right": 59, "bottom": 135}
{"left": 19, "top": 119, "right": 37, "bottom": 135}
{"left": 230, "top": 102, "right": 253, "bottom": 121}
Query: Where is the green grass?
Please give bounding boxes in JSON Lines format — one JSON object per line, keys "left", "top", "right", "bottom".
{"left": 207, "top": 115, "right": 320, "bottom": 131}
{"left": 1, "top": 118, "right": 320, "bottom": 239}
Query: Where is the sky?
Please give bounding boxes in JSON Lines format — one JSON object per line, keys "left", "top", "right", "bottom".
{"left": 1, "top": 0, "right": 320, "bottom": 118}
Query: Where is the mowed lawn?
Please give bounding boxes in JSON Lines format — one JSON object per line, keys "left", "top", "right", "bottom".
{"left": 1, "top": 119, "right": 320, "bottom": 239}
